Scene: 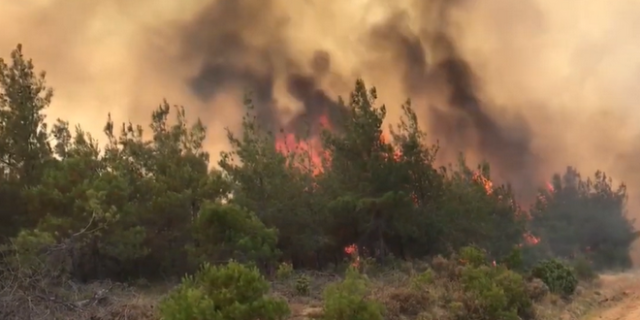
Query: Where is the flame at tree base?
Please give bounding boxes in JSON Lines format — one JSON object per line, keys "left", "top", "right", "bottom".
{"left": 274, "top": 112, "right": 544, "bottom": 257}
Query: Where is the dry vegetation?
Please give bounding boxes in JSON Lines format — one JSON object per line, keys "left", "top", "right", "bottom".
{"left": 0, "top": 255, "right": 629, "bottom": 320}
{"left": 0, "top": 238, "right": 629, "bottom": 320}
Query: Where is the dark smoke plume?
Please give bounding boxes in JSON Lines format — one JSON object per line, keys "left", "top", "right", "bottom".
{"left": 364, "top": 3, "right": 539, "bottom": 196}
{"left": 183, "top": 0, "right": 344, "bottom": 136}
{"left": 428, "top": 34, "right": 538, "bottom": 195}
{"left": 182, "top": 0, "right": 539, "bottom": 195}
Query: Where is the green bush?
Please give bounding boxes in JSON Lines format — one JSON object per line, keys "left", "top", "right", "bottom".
{"left": 410, "top": 269, "right": 434, "bottom": 290}
{"left": 322, "top": 267, "right": 384, "bottom": 320}
{"left": 500, "top": 247, "right": 525, "bottom": 272}
{"left": 572, "top": 256, "right": 598, "bottom": 282}
{"left": 159, "top": 261, "right": 290, "bottom": 320}
{"left": 188, "top": 203, "right": 280, "bottom": 268}
{"left": 4, "top": 229, "right": 57, "bottom": 271}
{"left": 459, "top": 246, "right": 487, "bottom": 267}
{"left": 276, "top": 262, "right": 294, "bottom": 280}
{"left": 531, "top": 259, "right": 578, "bottom": 296}
{"left": 295, "top": 275, "right": 311, "bottom": 296}
{"left": 460, "top": 265, "right": 533, "bottom": 320}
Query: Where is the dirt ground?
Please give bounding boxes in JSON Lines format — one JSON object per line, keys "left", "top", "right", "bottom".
{"left": 583, "top": 270, "right": 640, "bottom": 320}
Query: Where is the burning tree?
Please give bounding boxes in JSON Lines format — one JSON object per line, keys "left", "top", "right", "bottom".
{"left": 220, "top": 79, "right": 530, "bottom": 267}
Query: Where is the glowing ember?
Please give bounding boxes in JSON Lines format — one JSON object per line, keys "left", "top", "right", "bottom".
{"left": 344, "top": 244, "right": 360, "bottom": 268}
{"left": 523, "top": 231, "right": 541, "bottom": 245}
{"left": 471, "top": 171, "right": 542, "bottom": 248}
{"left": 535, "top": 181, "right": 555, "bottom": 209}
{"left": 379, "top": 131, "right": 402, "bottom": 161}
{"left": 472, "top": 171, "right": 493, "bottom": 194}
{"left": 344, "top": 244, "right": 357, "bottom": 255}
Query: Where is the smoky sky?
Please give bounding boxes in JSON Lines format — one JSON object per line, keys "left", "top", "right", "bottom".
{"left": 181, "top": 0, "right": 539, "bottom": 196}
{"left": 183, "top": 0, "right": 346, "bottom": 137}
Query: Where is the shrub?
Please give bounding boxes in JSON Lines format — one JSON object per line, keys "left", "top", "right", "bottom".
{"left": 460, "top": 265, "right": 533, "bottom": 320}
{"left": 295, "top": 275, "right": 310, "bottom": 296}
{"left": 410, "top": 269, "right": 434, "bottom": 290}
{"left": 159, "top": 261, "right": 290, "bottom": 320}
{"left": 459, "top": 246, "right": 487, "bottom": 267}
{"left": 531, "top": 259, "right": 578, "bottom": 296}
{"left": 571, "top": 256, "right": 598, "bottom": 282}
{"left": 188, "top": 203, "right": 280, "bottom": 268}
{"left": 525, "top": 278, "right": 550, "bottom": 301}
{"left": 382, "top": 287, "right": 431, "bottom": 320}
{"left": 3, "top": 229, "right": 57, "bottom": 275}
{"left": 430, "top": 255, "right": 450, "bottom": 273}
{"left": 431, "top": 255, "right": 460, "bottom": 280}
{"left": 500, "top": 247, "right": 525, "bottom": 272}
{"left": 322, "top": 267, "right": 384, "bottom": 320}
{"left": 276, "top": 262, "right": 293, "bottom": 280}
{"left": 383, "top": 269, "right": 434, "bottom": 320}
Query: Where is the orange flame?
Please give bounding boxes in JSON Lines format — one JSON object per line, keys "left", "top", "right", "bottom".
{"left": 523, "top": 231, "right": 541, "bottom": 245}
{"left": 275, "top": 115, "right": 332, "bottom": 175}
{"left": 275, "top": 133, "right": 325, "bottom": 175}
{"left": 471, "top": 171, "right": 542, "bottom": 248}
{"left": 277, "top": 115, "right": 549, "bottom": 250}
{"left": 379, "top": 131, "right": 402, "bottom": 161}
{"left": 472, "top": 171, "right": 493, "bottom": 194}
{"left": 344, "top": 244, "right": 360, "bottom": 268}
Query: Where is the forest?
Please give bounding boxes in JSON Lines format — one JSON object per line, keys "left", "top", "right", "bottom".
{"left": 0, "top": 44, "right": 638, "bottom": 320}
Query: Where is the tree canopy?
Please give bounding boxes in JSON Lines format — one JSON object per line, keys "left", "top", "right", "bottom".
{"left": 0, "top": 44, "right": 636, "bottom": 283}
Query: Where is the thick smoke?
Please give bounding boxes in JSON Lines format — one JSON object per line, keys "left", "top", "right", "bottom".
{"left": 3, "top": 0, "right": 640, "bottom": 256}
{"left": 178, "top": 0, "right": 539, "bottom": 195}
{"left": 182, "top": 0, "right": 345, "bottom": 138}
{"left": 367, "top": 5, "right": 538, "bottom": 194}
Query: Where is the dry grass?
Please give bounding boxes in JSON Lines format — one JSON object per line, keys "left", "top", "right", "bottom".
{"left": 571, "top": 271, "right": 640, "bottom": 320}
{"left": 278, "top": 264, "right": 623, "bottom": 320}
{"left": 0, "top": 279, "right": 159, "bottom": 320}
{"left": 1, "top": 260, "right": 628, "bottom": 320}
{"left": 90, "top": 296, "right": 158, "bottom": 320}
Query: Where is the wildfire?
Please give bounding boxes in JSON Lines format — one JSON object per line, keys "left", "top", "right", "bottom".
{"left": 472, "top": 171, "right": 494, "bottom": 194}
{"left": 274, "top": 114, "right": 332, "bottom": 175}
{"left": 379, "top": 131, "right": 402, "bottom": 161}
{"left": 344, "top": 244, "right": 360, "bottom": 268}
{"left": 523, "top": 231, "right": 541, "bottom": 246}
{"left": 275, "top": 133, "right": 325, "bottom": 175}
{"left": 274, "top": 115, "right": 402, "bottom": 174}
{"left": 472, "top": 171, "right": 542, "bottom": 247}
{"left": 277, "top": 114, "right": 545, "bottom": 251}
{"left": 535, "top": 181, "right": 555, "bottom": 210}
{"left": 522, "top": 181, "right": 554, "bottom": 246}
